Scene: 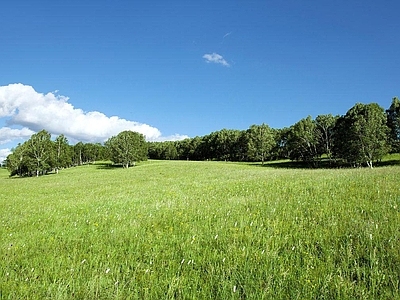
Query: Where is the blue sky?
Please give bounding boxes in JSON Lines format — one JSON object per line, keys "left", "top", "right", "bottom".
{"left": 1, "top": 0, "right": 399, "bottom": 161}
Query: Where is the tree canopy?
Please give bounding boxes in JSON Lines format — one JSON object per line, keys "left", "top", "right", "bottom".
{"left": 4, "top": 97, "right": 399, "bottom": 176}
{"left": 333, "top": 103, "right": 389, "bottom": 168}
{"left": 105, "top": 130, "right": 147, "bottom": 168}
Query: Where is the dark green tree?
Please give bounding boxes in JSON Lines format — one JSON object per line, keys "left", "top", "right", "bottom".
{"left": 333, "top": 103, "right": 389, "bottom": 168}
{"left": 246, "top": 123, "right": 275, "bottom": 165}
{"left": 54, "top": 134, "right": 72, "bottom": 173}
{"left": 315, "top": 114, "right": 338, "bottom": 161}
{"left": 163, "top": 142, "right": 178, "bottom": 160}
{"left": 106, "top": 130, "right": 147, "bottom": 168}
{"left": 271, "top": 127, "right": 291, "bottom": 160}
{"left": 6, "top": 143, "right": 33, "bottom": 177}
{"left": 386, "top": 96, "right": 400, "bottom": 153}
{"left": 72, "top": 142, "right": 85, "bottom": 166}
{"left": 287, "top": 116, "right": 321, "bottom": 165}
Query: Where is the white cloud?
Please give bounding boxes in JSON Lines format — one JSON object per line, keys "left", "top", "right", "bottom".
{"left": 156, "top": 134, "right": 190, "bottom": 142}
{"left": 203, "top": 53, "right": 230, "bottom": 67}
{"left": 0, "top": 148, "right": 11, "bottom": 164}
{"left": 0, "top": 83, "right": 188, "bottom": 148}
{"left": 223, "top": 32, "right": 232, "bottom": 39}
{"left": 0, "top": 127, "right": 35, "bottom": 144}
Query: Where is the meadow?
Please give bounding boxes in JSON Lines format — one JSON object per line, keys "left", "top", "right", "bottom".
{"left": 1, "top": 159, "right": 399, "bottom": 299}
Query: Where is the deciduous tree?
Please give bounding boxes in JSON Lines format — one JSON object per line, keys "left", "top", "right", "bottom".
{"left": 333, "top": 103, "right": 389, "bottom": 168}
{"left": 54, "top": 134, "right": 72, "bottom": 173}
{"left": 287, "top": 116, "right": 321, "bottom": 165}
{"left": 246, "top": 123, "right": 275, "bottom": 165}
{"left": 27, "top": 130, "right": 54, "bottom": 176}
{"left": 386, "top": 96, "right": 400, "bottom": 153}
{"left": 106, "top": 131, "right": 147, "bottom": 168}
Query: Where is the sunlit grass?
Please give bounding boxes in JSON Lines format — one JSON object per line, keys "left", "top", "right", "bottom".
{"left": 1, "top": 161, "right": 399, "bottom": 299}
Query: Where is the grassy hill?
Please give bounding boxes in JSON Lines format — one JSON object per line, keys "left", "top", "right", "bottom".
{"left": 1, "top": 160, "right": 399, "bottom": 299}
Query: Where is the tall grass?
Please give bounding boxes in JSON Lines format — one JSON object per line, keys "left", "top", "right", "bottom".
{"left": 1, "top": 161, "right": 399, "bottom": 299}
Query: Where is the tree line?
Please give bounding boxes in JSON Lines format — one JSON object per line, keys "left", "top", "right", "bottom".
{"left": 149, "top": 98, "right": 400, "bottom": 168}
{"left": 4, "top": 97, "right": 400, "bottom": 176}
{"left": 5, "top": 131, "right": 147, "bottom": 177}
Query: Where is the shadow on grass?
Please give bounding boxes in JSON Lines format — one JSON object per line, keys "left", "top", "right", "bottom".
{"left": 250, "top": 159, "right": 335, "bottom": 169}
{"left": 375, "top": 159, "right": 400, "bottom": 167}
{"left": 95, "top": 162, "right": 124, "bottom": 170}
{"left": 251, "top": 157, "right": 400, "bottom": 169}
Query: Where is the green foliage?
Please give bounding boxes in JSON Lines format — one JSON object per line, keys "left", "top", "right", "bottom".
{"left": 105, "top": 130, "right": 147, "bottom": 168}
{"left": 333, "top": 103, "right": 389, "bottom": 168}
{"left": 315, "top": 114, "right": 338, "bottom": 160}
{"left": 246, "top": 123, "right": 275, "bottom": 164}
{"left": 54, "top": 134, "right": 72, "bottom": 171}
{"left": 28, "top": 130, "right": 54, "bottom": 176}
{"left": 287, "top": 116, "right": 321, "bottom": 164}
{"left": 1, "top": 161, "right": 400, "bottom": 299}
{"left": 6, "top": 131, "right": 109, "bottom": 176}
{"left": 6, "top": 130, "right": 54, "bottom": 176}
{"left": 386, "top": 96, "right": 400, "bottom": 152}
{"left": 4, "top": 97, "right": 400, "bottom": 174}
{"left": 72, "top": 142, "right": 105, "bottom": 166}
{"left": 148, "top": 141, "right": 178, "bottom": 160}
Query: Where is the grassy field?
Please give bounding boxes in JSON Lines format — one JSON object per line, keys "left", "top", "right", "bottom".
{"left": 1, "top": 159, "right": 400, "bottom": 299}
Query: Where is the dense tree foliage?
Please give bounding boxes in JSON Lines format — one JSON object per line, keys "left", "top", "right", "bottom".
{"left": 4, "top": 97, "right": 399, "bottom": 176}
{"left": 246, "top": 124, "right": 275, "bottom": 165}
{"left": 105, "top": 130, "right": 147, "bottom": 168}
{"left": 6, "top": 131, "right": 108, "bottom": 177}
{"left": 333, "top": 103, "right": 389, "bottom": 168}
{"left": 315, "top": 114, "right": 337, "bottom": 161}
{"left": 386, "top": 97, "right": 400, "bottom": 153}
{"left": 287, "top": 116, "right": 321, "bottom": 165}
{"left": 54, "top": 134, "right": 72, "bottom": 173}
{"left": 147, "top": 100, "right": 396, "bottom": 168}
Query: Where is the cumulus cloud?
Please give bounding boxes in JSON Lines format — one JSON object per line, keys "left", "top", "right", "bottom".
{"left": 0, "top": 127, "right": 35, "bottom": 145}
{"left": 0, "top": 148, "right": 11, "bottom": 164}
{"left": 203, "top": 53, "right": 230, "bottom": 67}
{"left": 156, "top": 134, "right": 190, "bottom": 142}
{"left": 0, "top": 83, "right": 188, "bottom": 147}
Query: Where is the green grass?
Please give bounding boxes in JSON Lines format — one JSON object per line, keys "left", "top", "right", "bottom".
{"left": 1, "top": 160, "right": 400, "bottom": 299}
